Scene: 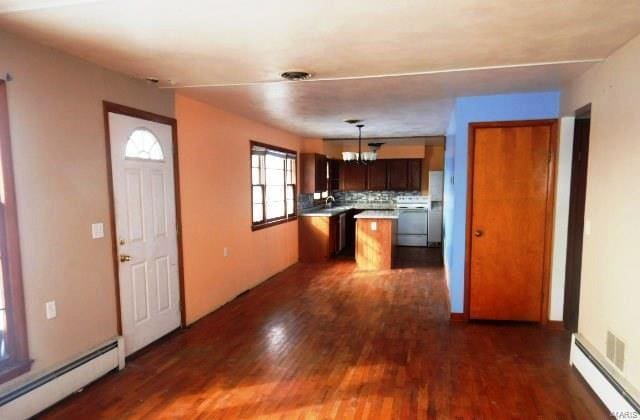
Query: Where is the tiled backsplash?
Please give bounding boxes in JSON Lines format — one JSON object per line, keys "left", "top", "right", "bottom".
{"left": 333, "top": 190, "right": 420, "bottom": 205}
{"left": 298, "top": 190, "right": 421, "bottom": 212}
{"left": 298, "top": 193, "right": 316, "bottom": 211}
{"left": 298, "top": 191, "right": 420, "bottom": 211}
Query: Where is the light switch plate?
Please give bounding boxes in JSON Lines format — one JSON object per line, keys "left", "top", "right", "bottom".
{"left": 223, "top": 247, "right": 229, "bottom": 257}
{"left": 46, "top": 301, "right": 57, "bottom": 319}
{"left": 91, "top": 223, "right": 104, "bottom": 239}
{"left": 584, "top": 219, "right": 591, "bottom": 236}
{"left": 371, "top": 221, "right": 378, "bottom": 231}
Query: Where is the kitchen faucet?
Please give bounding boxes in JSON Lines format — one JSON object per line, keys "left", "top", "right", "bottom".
{"left": 325, "top": 195, "right": 335, "bottom": 208}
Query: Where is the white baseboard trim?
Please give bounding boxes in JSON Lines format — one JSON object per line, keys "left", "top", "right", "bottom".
{"left": 570, "top": 334, "right": 639, "bottom": 417}
{"left": 0, "top": 338, "right": 124, "bottom": 419}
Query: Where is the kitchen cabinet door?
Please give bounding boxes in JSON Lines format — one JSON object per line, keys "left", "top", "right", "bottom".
{"left": 407, "top": 159, "right": 422, "bottom": 191}
{"left": 299, "top": 215, "right": 338, "bottom": 262}
{"left": 387, "top": 159, "right": 409, "bottom": 190}
{"left": 300, "top": 153, "right": 327, "bottom": 193}
{"left": 328, "top": 159, "right": 341, "bottom": 191}
{"left": 340, "top": 162, "right": 367, "bottom": 191}
{"left": 367, "top": 160, "right": 388, "bottom": 190}
{"left": 315, "top": 154, "right": 327, "bottom": 191}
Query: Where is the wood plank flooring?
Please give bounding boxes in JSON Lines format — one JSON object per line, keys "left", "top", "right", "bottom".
{"left": 39, "top": 248, "right": 607, "bottom": 419}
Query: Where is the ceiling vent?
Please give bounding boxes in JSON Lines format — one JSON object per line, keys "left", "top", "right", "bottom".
{"left": 280, "top": 71, "right": 312, "bottom": 81}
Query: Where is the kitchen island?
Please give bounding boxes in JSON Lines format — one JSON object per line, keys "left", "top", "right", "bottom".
{"left": 298, "top": 206, "right": 396, "bottom": 263}
{"left": 354, "top": 210, "right": 399, "bottom": 270}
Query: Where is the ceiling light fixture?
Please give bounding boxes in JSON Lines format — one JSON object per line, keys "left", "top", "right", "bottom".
{"left": 342, "top": 121, "right": 380, "bottom": 164}
{"left": 280, "top": 71, "right": 312, "bottom": 81}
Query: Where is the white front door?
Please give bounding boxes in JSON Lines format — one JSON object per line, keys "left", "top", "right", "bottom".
{"left": 108, "top": 112, "right": 181, "bottom": 356}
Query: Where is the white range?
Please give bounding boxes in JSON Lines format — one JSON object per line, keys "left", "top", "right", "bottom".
{"left": 396, "top": 196, "right": 430, "bottom": 247}
{"left": 396, "top": 194, "right": 443, "bottom": 247}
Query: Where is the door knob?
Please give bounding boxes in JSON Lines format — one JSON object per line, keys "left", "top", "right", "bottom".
{"left": 474, "top": 230, "right": 483, "bottom": 237}
{"left": 120, "top": 254, "right": 131, "bottom": 262}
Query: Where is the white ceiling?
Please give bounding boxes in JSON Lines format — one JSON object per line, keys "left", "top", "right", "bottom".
{"left": 1, "top": 0, "right": 640, "bottom": 137}
{"left": 326, "top": 137, "right": 445, "bottom": 147}
{"left": 179, "top": 61, "right": 595, "bottom": 137}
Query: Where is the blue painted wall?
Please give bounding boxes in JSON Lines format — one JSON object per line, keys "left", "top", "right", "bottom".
{"left": 443, "top": 109, "right": 456, "bottom": 291}
{"left": 443, "top": 91, "right": 561, "bottom": 313}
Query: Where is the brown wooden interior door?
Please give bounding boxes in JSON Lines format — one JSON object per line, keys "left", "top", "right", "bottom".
{"left": 469, "top": 123, "right": 554, "bottom": 321}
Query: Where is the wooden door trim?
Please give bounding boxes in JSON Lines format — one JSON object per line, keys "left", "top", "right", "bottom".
{"left": 562, "top": 103, "right": 591, "bottom": 331}
{"left": 463, "top": 119, "right": 558, "bottom": 323}
{"left": 102, "top": 101, "right": 186, "bottom": 333}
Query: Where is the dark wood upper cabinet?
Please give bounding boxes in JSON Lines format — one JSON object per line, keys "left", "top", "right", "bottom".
{"left": 387, "top": 159, "right": 409, "bottom": 190}
{"left": 340, "top": 162, "right": 367, "bottom": 191}
{"left": 336, "top": 158, "right": 422, "bottom": 192}
{"left": 367, "top": 160, "right": 388, "bottom": 190}
{"left": 328, "top": 159, "right": 341, "bottom": 192}
{"left": 407, "top": 159, "right": 422, "bottom": 191}
{"left": 300, "top": 153, "right": 327, "bottom": 193}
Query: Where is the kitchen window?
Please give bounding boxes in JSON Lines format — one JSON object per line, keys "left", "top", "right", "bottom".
{"left": 0, "top": 80, "right": 30, "bottom": 384}
{"left": 251, "top": 141, "right": 297, "bottom": 230}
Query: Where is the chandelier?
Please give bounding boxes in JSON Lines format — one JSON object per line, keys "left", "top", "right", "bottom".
{"left": 342, "top": 120, "right": 381, "bottom": 164}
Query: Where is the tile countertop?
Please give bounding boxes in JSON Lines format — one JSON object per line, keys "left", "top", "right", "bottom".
{"left": 300, "top": 206, "right": 352, "bottom": 217}
{"left": 300, "top": 203, "right": 396, "bottom": 217}
{"left": 342, "top": 202, "right": 396, "bottom": 210}
{"left": 353, "top": 210, "right": 399, "bottom": 219}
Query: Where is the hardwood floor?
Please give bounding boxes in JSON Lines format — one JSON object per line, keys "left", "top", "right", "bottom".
{"left": 394, "top": 246, "right": 443, "bottom": 268}
{"left": 39, "top": 248, "right": 607, "bottom": 419}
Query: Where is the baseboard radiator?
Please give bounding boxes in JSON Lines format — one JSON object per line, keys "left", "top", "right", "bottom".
{"left": 0, "top": 337, "right": 125, "bottom": 419}
{"left": 570, "top": 334, "right": 639, "bottom": 417}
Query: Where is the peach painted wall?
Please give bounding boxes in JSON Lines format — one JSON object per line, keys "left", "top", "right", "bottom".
{"left": 176, "top": 94, "right": 302, "bottom": 324}
{"left": 300, "top": 137, "right": 324, "bottom": 153}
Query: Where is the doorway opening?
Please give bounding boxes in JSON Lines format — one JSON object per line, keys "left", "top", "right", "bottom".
{"left": 563, "top": 104, "right": 591, "bottom": 332}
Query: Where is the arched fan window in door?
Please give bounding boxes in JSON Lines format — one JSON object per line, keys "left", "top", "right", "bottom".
{"left": 124, "top": 128, "right": 164, "bottom": 161}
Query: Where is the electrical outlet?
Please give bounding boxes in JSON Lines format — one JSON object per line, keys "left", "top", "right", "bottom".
{"left": 46, "top": 301, "right": 57, "bottom": 320}
{"left": 371, "top": 221, "right": 377, "bottom": 231}
{"left": 91, "top": 223, "right": 104, "bottom": 239}
{"left": 223, "top": 247, "right": 229, "bottom": 257}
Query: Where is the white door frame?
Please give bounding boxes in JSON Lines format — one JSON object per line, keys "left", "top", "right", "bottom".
{"left": 103, "top": 101, "right": 185, "bottom": 343}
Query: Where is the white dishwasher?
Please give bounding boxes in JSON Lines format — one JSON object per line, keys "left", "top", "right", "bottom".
{"left": 396, "top": 196, "right": 430, "bottom": 247}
